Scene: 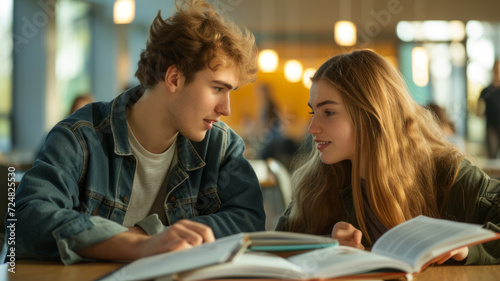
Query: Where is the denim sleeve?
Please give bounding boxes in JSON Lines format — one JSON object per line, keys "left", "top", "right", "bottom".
{"left": 189, "top": 128, "right": 266, "bottom": 236}
{"left": 54, "top": 216, "right": 128, "bottom": 264}
{"left": 9, "top": 124, "right": 127, "bottom": 265}
{"left": 134, "top": 214, "right": 167, "bottom": 235}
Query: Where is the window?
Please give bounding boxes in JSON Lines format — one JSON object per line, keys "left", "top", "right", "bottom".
{"left": 55, "top": 0, "right": 92, "bottom": 118}
{"left": 397, "top": 21, "right": 467, "bottom": 138}
{"left": 0, "top": 0, "right": 13, "bottom": 153}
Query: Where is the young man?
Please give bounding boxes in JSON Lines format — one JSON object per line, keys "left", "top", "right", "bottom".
{"left": 7, "top": 0, "right": 265, "bottom": 264}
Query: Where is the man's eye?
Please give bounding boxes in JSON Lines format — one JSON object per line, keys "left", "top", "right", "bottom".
{"left": 214, "top": 87, "right": 223, "bottom": 92}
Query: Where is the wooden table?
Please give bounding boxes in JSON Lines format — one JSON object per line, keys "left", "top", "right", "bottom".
{"left": 414, "top": 264, "right": 500, "bottom": 281}
{"left": 5, "top": 260, "right": 124, "bottom": 281}
{"left": 4, "top": 260, "right": 500, "bottom": 281}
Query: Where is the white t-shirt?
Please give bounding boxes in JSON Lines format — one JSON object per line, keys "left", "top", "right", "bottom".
{"left": 122, "top": 123, "right": 178, "bottom": 227}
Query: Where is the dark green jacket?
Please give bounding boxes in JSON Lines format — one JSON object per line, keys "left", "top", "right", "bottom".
{"left": 275, "top": 159, "right": 500, "bottom": 265}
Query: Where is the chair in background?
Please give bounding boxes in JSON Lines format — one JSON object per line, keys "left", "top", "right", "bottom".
{"left": 266, "top": 158, "right": 292, "bottom": 208}
{"left": 474, "top": 157, "right": 500, "bottom": 180}
{"left": 249, "top": 158, "right": 292, "bottom": 230}
{"left": 483, "top": 168, "right": 500, "bottom": 180}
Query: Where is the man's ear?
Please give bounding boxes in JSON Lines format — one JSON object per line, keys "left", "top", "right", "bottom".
{"left": 164, "top": 65, "right": 181, "bottom": 92}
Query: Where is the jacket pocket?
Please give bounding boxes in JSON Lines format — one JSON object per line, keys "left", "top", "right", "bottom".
{"left": 80, "top": 190, "right": 126, "bottom": 219}
{"left": 194, "top": 186, "right": 221, "bottom": 215}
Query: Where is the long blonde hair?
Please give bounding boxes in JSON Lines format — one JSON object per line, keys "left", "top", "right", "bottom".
{"left": 288, "top": 50, "right": 464, "bottom": 242}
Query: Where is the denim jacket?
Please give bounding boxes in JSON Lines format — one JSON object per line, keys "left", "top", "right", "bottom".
{"left": 7, "top": 86, "right": 265, "bottom": 265}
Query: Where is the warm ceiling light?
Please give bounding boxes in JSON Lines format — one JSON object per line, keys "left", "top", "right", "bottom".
{"left": 334, "top": 21, "right": 357, "bottom": 46}
{"left": 258, "top": 49, "right": 279, "bottom": 73}
{"left": 396, "top": 21, "right": 415, "bottom": 42}
{"left": 449, "top": 21, "right": 465, "bottom": 42}
{"left": 302, "top": 68, "right": 316, "bottom": 89}
{"left": 114, "top": 0, "right": 135, "bottom": 24}
{"left": 284, "top": 60, "right": 303, "bottom": 83}
{"left": 412, "top": 47, "right": 429, "bottom": 87}
{"left": 450, "top": 42, "right": 466, "bottom": 67}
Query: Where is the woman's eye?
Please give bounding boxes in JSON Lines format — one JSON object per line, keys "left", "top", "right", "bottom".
{"left": 325, "top": 111, "right": 335, "bottom": 116}
{"left": 308, "top": 111, "right": 314, "bottom": 115}
{"left": 214, "top": 87, "right": 223, "bottom": 92}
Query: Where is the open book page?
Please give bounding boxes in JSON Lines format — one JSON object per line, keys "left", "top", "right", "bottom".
{"left": 287, "top": 246, "right": 412, "bottom": 279}
{"left": 177, "top": 247, "right": 412, "bottom": 281}
{"left": 99, "top": 233, "right": 248, "bottom": 281}
{"left": 372, "top": 215, "right": 498, "bottom": 272}
{"left": 176, "top": 252, "right": 308, "bottom": 281}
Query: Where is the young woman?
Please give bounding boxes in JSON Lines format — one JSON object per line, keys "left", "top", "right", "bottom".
{"left": 275, "top": 49, "right": 500, "bottom": 265}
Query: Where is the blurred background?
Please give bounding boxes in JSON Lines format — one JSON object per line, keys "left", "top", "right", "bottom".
{"left": 1, "top": 0, "right": 500, "bottom": 172}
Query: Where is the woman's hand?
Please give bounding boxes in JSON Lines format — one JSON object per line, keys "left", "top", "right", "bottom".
{"left": 332, "top": 221, "right": 365, "bottom": 250}
{"left": 435, "top": 246, "right": 469, "bottom": 264}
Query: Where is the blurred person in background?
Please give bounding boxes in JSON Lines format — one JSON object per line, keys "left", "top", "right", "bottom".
{"left": 425, "top": 103, "right": 465, "bottom": 151}
{"left": 253, "top": 83, "right": 299, "bottom": 171}
{"left": 68, "top": 94, "right": 95, "bottom": 116}
{"left": 477, "top": 60, "right": 500, "bottom": 158}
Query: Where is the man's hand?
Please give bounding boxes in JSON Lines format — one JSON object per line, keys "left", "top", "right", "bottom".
{"left": 77, "top": 220, "right": 214, "bottom": 261}
{"left": 138, "top": 219, "right": 215, "bottom": 258}
{"left": 435, "top": 246, "right": 469, "bottom": 264}
{"left": 332, "top": 221, "right": 365, "bottom": 250}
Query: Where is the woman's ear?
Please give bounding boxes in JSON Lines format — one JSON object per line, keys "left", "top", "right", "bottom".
{"left": 164, "top": 65, "right": 181, "bottom": 92}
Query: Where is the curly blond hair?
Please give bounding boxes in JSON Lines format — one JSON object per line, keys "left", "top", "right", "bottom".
{"left": 135, "top": 0, "right": 257, "bottom": 88}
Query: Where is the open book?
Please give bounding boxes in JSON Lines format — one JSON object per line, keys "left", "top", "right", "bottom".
{"left": 98, "top": 231, "right": 337, "bottom": 281}
{"left": 98, "top": 233, "right": 249, "bottom": 281}
{"left": 176, "top": 216, "right": 500, "bottom": 280}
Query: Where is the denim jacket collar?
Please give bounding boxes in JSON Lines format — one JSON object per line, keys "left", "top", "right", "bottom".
{"left": 110, "top": 86, "right": 137, "bottom": 156}
{"left": 176, "top": 136, "right": 206, "bottom": 171}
